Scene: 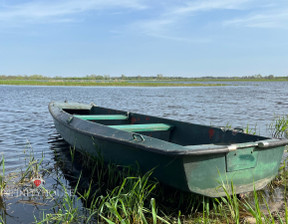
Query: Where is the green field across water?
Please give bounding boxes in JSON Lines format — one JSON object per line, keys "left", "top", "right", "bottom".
{"left": 1, "top": 74, "right": 288, "bottom": 87}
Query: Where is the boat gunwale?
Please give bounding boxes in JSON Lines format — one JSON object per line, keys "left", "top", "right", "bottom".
{"left": 48, "top": 101, "right": 288, "bottom": 156}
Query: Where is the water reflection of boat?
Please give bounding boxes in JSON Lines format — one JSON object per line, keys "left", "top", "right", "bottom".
{"left": 48, "top": 133, "right": 83, "bottom": 186}
{"left": 49, "top": 101, "right": 288, "bottom": 197}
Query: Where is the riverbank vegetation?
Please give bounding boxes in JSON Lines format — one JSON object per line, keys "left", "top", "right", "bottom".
{"left": 0, "top": 117, "right": 288, "bottom": 223}
{"left": 1, "top": 74, "right": 288, "bottom": 87}
{"left": 0, "top": 79, "right": 227, "bottom": 87}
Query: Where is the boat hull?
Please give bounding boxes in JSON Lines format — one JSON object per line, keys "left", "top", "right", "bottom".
{"left": 49, "top": 101, "right": 287, "bottom": 197}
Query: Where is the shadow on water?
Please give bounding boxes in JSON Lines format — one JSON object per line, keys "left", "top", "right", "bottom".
{"left": 48, "top": 133, "right": 92, "bottom": 195}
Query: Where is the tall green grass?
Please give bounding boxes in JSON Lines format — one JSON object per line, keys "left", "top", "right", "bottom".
{"left": 0, "top": 156, "right": 6, "bottom": 197}
{"left": 269, "top": 115, "right": 288, "bottom": 138}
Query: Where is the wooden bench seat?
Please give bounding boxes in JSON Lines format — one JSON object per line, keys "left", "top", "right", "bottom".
{"left": 74, "top": 114, "right": 128, "bottom": 121}
{"left": 108, "top": 123, "right": 173, "bottom": 132}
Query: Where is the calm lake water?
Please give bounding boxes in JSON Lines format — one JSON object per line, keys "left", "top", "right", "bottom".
{"left": 0, "top": 82, "right": 287, "bottom": 222}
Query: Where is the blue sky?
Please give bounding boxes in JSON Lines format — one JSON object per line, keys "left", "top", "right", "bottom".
{"left": 0, "top": 0, "right": 287, "bottom": 77}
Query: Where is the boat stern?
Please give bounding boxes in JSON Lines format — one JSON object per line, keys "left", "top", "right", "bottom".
{"left": 182, "top": 139, "right": 287, "bottom": 197}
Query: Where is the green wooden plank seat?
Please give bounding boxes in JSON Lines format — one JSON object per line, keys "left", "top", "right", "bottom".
{"left": 108, "top": 123, "right": 173, "bottom": 132}
{"left": 74, "top": 114, "right": 128, "bottom": 121}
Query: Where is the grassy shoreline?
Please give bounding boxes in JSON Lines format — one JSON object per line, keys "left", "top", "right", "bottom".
{"left": 0, "top": 80, "right": 228, "bottom": 87}
{"left": 1, "top": 75, "right": 288, "bottom": 87}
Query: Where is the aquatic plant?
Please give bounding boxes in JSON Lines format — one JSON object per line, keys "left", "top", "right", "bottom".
{"left": 19, "top": 147, "right": 45, "bottom": 185}
{"left": 244, "top": 124, "right": 257, "bottom": 135}
{"left": 98, "top": 170, "right": 162, "bottom": 223}
{"left": 35, "top": 175, "right": 84, "bottom": 224}
{"left": 69, "top": 146, "right": 76, "bottom": 164}
{"left": 218, "top": 181, "right": 240, "bottom": 224}
{"left": 0, "top": 156, "right": 6, "bottom": 197}
{"left": 220, "top": 123, "right": 257, "bottom": 135}
{"left": 269, "top": 115, "right": 288, "bottom": 138}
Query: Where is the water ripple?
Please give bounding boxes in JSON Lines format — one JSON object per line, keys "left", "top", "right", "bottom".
{"left": 0, "top": 83, "right": 287, "bottom": 175}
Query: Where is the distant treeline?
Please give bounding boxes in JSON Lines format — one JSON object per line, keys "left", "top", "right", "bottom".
{"left": 1, "top": 74, "right": 288, "bottom": 82}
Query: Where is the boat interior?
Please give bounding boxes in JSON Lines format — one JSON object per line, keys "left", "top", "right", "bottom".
{"left": 63, "top": 106, "right": 267, "bottom": 146}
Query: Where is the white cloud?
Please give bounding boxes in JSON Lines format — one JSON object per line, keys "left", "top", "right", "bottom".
{"left": 171, "top": 0, "right": 251, "bottom": 15}
{"left": 0, "top": 0, "right": 146, "bottom": 23}
{"left": 130, "top": 0, "right": 252, "bottom": 41}
{"left": 131, "top": 0, "right": 288, "bottom": 41}
{"left": 1, "top": 0, "right": 287, "bottom": 40}
{"left": 224, "top": 10, "right": 288, "bottom": 28}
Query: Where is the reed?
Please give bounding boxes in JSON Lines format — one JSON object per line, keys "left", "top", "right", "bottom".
{"left": 35, "top": 175, "right": 84, "bottom": 223}
{"left": 19, "top": 147, "right": 44, "bottom": 185}
{"left": 244, "top": 124, "right": 257, "bottom": 135}
{"left": 269, "top": 115, "right": 288, "bottom": 138}
{"left": 98, "top": 171, "right": 161, "bottom": 223}
{"left": 69, "top": 146, "right": 76, "bottom": 164}
{"left": 78, "top": 151, "right": 168, "bottom": 223}
{"left": 243, "top": 188, "right": 274, "bottom": 223}
{"left": 218, "top": 181, "right": 240, "bottom": 224}
{"left": 0, "top": 156, "right": 6, "bottom": 197}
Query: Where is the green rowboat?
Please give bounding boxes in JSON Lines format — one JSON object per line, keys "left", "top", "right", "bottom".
{"left": 49, "top": 101, "right": 288, "bottom": 197}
